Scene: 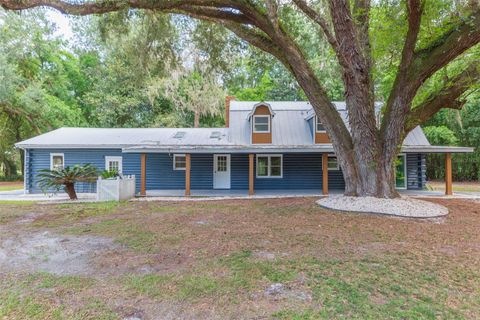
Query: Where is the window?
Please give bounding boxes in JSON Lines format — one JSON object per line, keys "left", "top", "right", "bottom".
{"left": 50, "top": 153, "right": 64, "bottom": 170}
{"left": 105, "top": 156, "right": 122, "bottom": 173}
{"left": 216, "top": 155, "right": 227, "bottom": 172}
{"left": 253, "top": 115, "right": 270, "bottom": 133}
{"left": 395, "top": 154, "right": 407, "bottom": 189}
{"left": 316, "top": 116, "right": 326, "bottom": 133}
{"left": 256, "top": 155, "right": 282, "bottom": 178}
{"left": 173, "top": 154, "right": 186, "bottom": 170}
{"left": 327, "top": 155, "right": 339, "bottom": 171}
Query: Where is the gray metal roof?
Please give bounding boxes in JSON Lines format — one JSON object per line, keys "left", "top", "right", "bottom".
{"left": 15, "top": 101, "right": 472, "bottom": 153}
{"left": 15, "top": 127, "right": 234, "bottom": 149}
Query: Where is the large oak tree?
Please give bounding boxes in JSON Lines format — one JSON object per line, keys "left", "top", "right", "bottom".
{"left": 2, "top": 0, "right": 480, "bottom": 198}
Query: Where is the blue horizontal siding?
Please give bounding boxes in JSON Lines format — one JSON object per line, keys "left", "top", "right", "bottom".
{"left": 123, "top": 153, "right": 141, "bottom": 193}
{"left": 28, "top": 148, "right": 122, "bottom": 193}
{"left": 406, "top": 153, "right": 426, "bottom": 190}
{"left": 231, "top": 154, "right": 249, "bottom": 190}
{"left": 191, "top": 154, "right": 213, "bottom": 189}
{"left": 143, "top": 153, "right": 185, "bottom": 190}
{"left": 26, "top": 149, "right": 425, "bottom": 194}
{"left": 253, "top": 153, "right": 344, "bottom": 190}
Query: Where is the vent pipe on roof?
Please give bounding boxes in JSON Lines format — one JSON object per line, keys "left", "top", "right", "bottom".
{"left": 225, "top": 96, "right": 235, "bottom": 128}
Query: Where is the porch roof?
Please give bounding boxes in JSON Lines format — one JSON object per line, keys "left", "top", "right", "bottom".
{"left": 121, "top": 144, "right": 474, "bottom": 154}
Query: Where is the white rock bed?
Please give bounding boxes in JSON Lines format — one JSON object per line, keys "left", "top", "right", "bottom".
{"left": 317, "top": 196, "right": 448, "bottom": 218}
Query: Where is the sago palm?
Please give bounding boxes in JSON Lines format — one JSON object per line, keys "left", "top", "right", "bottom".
{"left": 37, "top": 164, "right": 98, "bottom": 200}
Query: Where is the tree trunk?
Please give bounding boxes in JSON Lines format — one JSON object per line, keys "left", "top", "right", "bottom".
{"left": 193, "top": 111, "right": 200, "bottom": 128}
{"left": 338, "top": 146, "right": 400, "bottom": 198}
{"left": 64, "top": 183, "right": 78, "bottom": 200}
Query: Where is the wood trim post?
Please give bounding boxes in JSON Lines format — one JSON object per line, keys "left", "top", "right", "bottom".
{"left": 445, "top": 153, "right": 453, "bottom": 196}
{"left": 140, "top": 153, "right": 147, "bottom": 197}
{"left": 249, "top": 153, "right": 254, "bottom": 195}
{"left": 185, "top": 154, "right": 191, "bottom": 196}
{"left": 322, "top": 153, "right": 329, "bottom": 195}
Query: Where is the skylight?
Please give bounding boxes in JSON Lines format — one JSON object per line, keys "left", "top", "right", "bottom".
{"left": 173, "top": 131, "right": 186, "bottom": 139}
{"left": 210, "top": 131, "right": 222, "bottom": 139}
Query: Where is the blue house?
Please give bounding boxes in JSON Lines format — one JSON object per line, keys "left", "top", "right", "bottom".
{"left": 15, "top": 99, "right": 472, "bottom": 196}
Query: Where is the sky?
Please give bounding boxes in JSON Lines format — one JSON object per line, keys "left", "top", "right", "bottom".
{"left": 46, "top": 9, "right": 73, "bottom": 40}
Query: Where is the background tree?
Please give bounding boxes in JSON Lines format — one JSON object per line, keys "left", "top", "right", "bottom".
{"left": 1, "top": 1, "right": 479, "bottom": 198}
{"left": 148, "top": 65, "right": 224, "bottom": 128}
{"left": 0, "top": 9, "right": 85, "bottom": 179}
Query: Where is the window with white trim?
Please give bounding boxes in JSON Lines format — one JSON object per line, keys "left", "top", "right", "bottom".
{"left": 316, "top": 116, "right": 326, "bottom": 133}
{"left": 105, "top": 156, "right": 122, "bottom": 173}
{"left": 253, "top": 115, "right": 270, "bottom": 133}
{"left": 173, "top": 154, "right": 186, "bottom": 170}
{"left": 50, "top": 153, "right": 64, "bottom": 170}
{"left": 256, "top": 155, "right": 282, "bottom": 178}
{"left": 327, "top": 155, "right": 339, "bottom": 171}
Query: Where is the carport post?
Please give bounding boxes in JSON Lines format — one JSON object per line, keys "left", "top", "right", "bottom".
{"left": 445, "top": 153, "right": 453, "bottom": 196}
{"left": 185, "top": 154, "right": 191, "bottom": 196}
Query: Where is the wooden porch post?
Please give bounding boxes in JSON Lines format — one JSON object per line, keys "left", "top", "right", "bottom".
{"left": 445, "top": 153, "right": 453, "bottom": 196}
{"left": 249, "top": 153, "right": 254, "bottom": 195}
{"left": 140, "top": 153, "right": 147, "bottom": 197}
{"left": 185, "top": 154, "right": 191, "bottom": 196}
{"left": 322, "top": 153, "right": 329, "bottom": 195}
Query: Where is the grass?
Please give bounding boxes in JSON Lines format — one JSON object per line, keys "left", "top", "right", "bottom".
{"left": 0, "top": 273, "right": 114, "bottom": 320}
{"left": 0, "top": 181, "right": 23, "bottom": 192}
{"left": 0, "top": 198, "right": 479, "bottom": 318}
{"left": 32, "top": 201, "right": 124, "bottom": 228}
{"left": 427, "top": 180, "right": 480, "bottom": 192}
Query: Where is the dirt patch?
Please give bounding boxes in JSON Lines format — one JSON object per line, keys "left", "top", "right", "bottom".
{"left": 0, "top": 231, "right": 118, "bottom": 276}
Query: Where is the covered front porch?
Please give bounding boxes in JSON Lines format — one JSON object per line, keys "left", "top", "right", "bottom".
{"left": 131, "top": 152, "right": 339, "bottom": 198}
{"left": 127, "top": 147, "right": 470, "bottom": 198}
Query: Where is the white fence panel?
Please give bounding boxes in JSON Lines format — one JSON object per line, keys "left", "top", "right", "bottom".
{"left": 96, "top": 175, "right": 136, "bottom": 201}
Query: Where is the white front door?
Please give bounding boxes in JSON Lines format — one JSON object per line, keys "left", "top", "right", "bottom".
{"left": 213, "top": 154, "right": 231, "bottom": 189}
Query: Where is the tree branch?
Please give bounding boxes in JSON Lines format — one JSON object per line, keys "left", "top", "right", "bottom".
{"left": 174, "top": 5, "right": 253, "bottom": 25}
{"left": 292, "top": 0, "right": 340, "bottom": 53}
{"left": 381, "top": 0, "right": 423, "bottom": 132}
{"left": 411, "top": 7, "right": 480, "bottom": 87}
{"left": 177, "top": 9, "right": 289, "bottom": 66}
{"left": 405, "top": 63, "right": 480, "bottom": 133}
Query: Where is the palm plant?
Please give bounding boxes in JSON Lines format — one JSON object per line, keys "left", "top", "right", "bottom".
{"left": 37, "top": 164, "right": 98, "bottom": 200}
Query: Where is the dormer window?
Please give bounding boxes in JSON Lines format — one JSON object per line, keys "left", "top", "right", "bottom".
{"left": 249, "top": 102, "right": 274, "bottom": 144}
{"left": 253, "top": 115, "right": 270, "bottom": 133}
{"left": 316, "top": 116, "right": 326, "bottom": 133}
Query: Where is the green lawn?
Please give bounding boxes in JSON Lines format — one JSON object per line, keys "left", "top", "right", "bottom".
{"left": 0, "top": 198, "right": 479, "bottom": 319}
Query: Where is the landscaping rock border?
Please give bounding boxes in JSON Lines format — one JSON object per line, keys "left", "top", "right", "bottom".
{"left": 317, "top": 196, "right": 448, "bottom": 218}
